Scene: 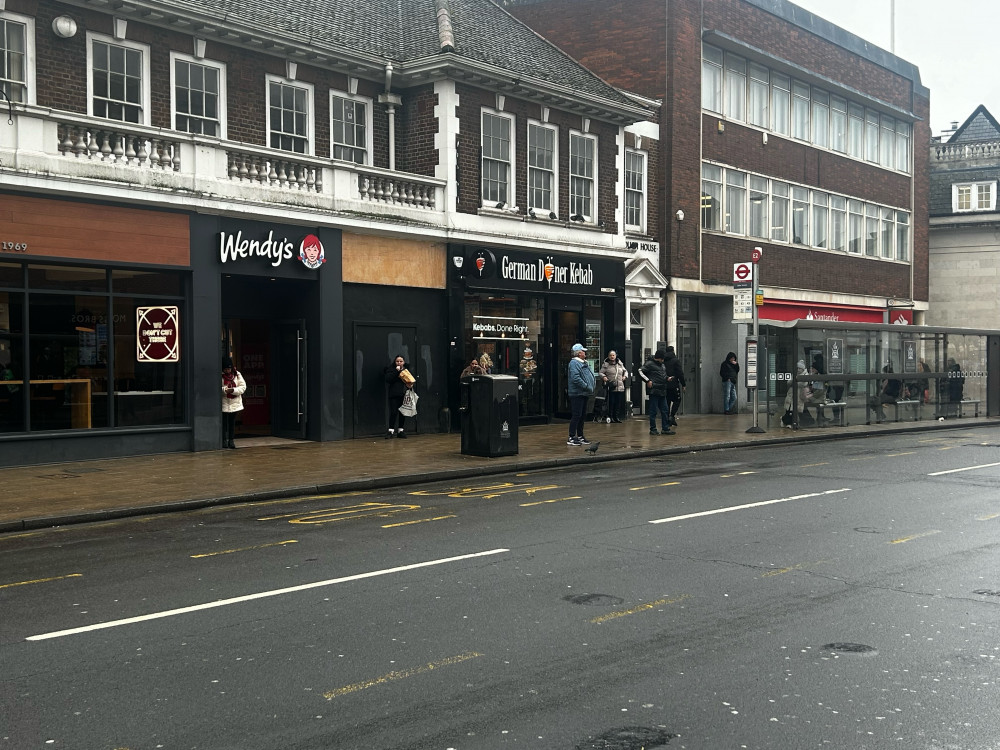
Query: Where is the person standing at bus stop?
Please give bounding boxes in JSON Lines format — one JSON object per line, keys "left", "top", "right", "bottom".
{"left": 719, "top": 351, "right": 740, "bottom": 415}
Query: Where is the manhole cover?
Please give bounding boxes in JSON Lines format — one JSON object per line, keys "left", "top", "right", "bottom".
{"left": 576, "top": 726, "right": 676, "bottom": 750}
{"left": 564, "top": 593, "right": 624, "bottom": 607}
{"left": 823, "top": 642, "right": 877, "bottom": 654}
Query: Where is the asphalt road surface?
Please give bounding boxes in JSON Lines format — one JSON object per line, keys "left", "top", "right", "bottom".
{"left": 3, "top": 426, "right": 999, "bottom": 750}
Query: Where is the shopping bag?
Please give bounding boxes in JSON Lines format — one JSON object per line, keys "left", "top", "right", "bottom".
{"left": 399, "top": 389, "right": 419, "bottom": 417}
{"left": 398, "top": 368, "right": 416, "bottom": 385}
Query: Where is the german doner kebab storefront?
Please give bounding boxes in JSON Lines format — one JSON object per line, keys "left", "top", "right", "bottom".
{"left": 448, "top": 244, "right": 625, "bottom": 423}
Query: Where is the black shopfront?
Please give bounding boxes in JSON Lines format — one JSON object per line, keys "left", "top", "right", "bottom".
{"left": 448, "top": 244, "right": 625, "bottom": 424}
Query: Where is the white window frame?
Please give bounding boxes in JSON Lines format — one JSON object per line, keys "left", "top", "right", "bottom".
{"left": 527, "top": 120, "right": 558, "bottom": 214}
{"left": 624, "top": 147, "right": 646, "bottom": 233}
{"left": 0, "top": 11, "right": 35, "bottom": 105}
{"left": 569, "top": 130, "right": 598, "bottom": 222}
{"left": 702, "top": 44, "right": 723, "bottom": 114}
{"left": 329, "top": 89, "right": 372, "bottom": 165}
{"left": 952, "top": 182, "right": 997, "bottom": 213}
{"left": 170, "top": 51, "right": 226, "bottom": 139}
{"left": 87, "top": 32, "right": 151, "bottom": 125}
{"left": 481, "top": 108, "right": 515, "bottom": 208}
{"left": 266, "top": 74, "right": 315, "bottom": 156}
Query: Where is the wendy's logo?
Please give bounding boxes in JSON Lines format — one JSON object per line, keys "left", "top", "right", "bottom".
{"left": 298, "top": 234, "right": 325, "bottom": 270}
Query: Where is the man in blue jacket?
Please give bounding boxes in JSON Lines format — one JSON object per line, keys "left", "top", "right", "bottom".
{"left": 567, "top": 343, "right": 595, "bottom": 446}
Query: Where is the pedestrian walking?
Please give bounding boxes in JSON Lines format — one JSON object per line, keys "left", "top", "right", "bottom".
{"left": 662, "top": 345, "right": 686, "bottom": 427}
{"left": 719, "top": 351, "right": 739, "bottom": 415}
{"left": 599, "top": 350, "right": 629, "bottom": 423}
{"left": 640, "top": 349, "right": 675, "bottom": 435}
{"left": 567, "top": 343, "right": 595, "bottom": 446}
{"left": 221, "top": 356, "right": 246, "bottom": 449}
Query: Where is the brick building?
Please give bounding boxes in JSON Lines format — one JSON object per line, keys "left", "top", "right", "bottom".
{"left": 0, "top": 0, "right": 659, "bottom": 465}
{"left": 506, "top": 0, "right": 930, "bottom": 414}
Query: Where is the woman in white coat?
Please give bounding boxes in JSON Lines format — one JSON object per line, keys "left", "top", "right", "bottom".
{"left": 221, "top": 356, "right": 246, "bottom": 449}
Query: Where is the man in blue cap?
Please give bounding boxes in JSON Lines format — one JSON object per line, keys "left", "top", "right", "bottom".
{"left": 567, "top": 343, "right": 595, "bottom": 445}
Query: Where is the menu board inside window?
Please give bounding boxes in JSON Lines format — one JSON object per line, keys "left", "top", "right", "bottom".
{"left": 585, "top": 303, "right": 602, "bottom": 373}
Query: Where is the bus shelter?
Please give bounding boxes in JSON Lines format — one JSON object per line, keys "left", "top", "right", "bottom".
{"left": 756, "top": 321, "right": 1000, "bottom": 430}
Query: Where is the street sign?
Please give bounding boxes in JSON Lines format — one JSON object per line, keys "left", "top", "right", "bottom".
{"left": 751, "top": 247, "right": 762, "bottom": 263}
{"left": 733, "top": 262, "right": 753, "bottom": 283}
{"left": 732, "top": 287, "right": 753, "bottom": 321}
{"left": 745, "top": 337, "right": 758, "bottom": 389}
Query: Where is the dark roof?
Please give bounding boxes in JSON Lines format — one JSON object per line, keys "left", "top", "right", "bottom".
{"left": 163, "top": 0, "right": 635, "bottom": 108}
{"left": 929, "top": 167, "right": 1000, "bottom": 216}
{"left": 948, "top": 105, "right": 1000, "bottom": 143}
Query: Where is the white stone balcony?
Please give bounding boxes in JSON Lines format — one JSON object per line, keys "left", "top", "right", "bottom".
{"left": 0, "top": 107, "right": 446, "bottom": 226}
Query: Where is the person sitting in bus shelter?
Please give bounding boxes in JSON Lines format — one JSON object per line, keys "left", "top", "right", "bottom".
{"left": 868, "top": 363, "right": 901, "bottom": 422}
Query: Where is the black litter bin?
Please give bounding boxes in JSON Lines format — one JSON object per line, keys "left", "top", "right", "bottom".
{"left": 459, "top": 374, "right": 519, "bottom": 457}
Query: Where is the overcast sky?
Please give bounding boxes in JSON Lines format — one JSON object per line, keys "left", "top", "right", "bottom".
{"left": 790, "top": 0, "right": 998, "bottom": 137}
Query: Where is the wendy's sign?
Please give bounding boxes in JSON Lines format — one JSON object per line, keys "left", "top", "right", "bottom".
{"left": 136, "top": 306, "right": 180, "bottom": 362}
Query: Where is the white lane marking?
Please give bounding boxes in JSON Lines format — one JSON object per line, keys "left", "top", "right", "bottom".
{"left": 928, "top": 462, "right": 1000, "bottom": 476}
{"left": 27, "top": 549, "right": 509, "bottom": 642}
{"left": 649, "top": 489, "right": 851, "bottom": 525}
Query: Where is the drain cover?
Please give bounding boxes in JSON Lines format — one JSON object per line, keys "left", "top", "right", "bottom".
{"left": 576, "top": 726, "right": 676, "bottom": 750}
{"left": 823, "top": 642, "right": 877, "bottom": 654}
{"left": 563, "top": 593, "right": 624, "bottom": 607}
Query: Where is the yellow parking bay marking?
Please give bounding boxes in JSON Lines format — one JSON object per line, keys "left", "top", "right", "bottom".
{"left": 629, "top": 481, "right": 680, "bottom": 491}
{"left": 324, "top": 651, "right": 482, "bottom": 699}
{"left": 409, "top": 482, "right": 561, "bottom": 499}
{"left": 590, "top": 594, "right": 690, "bottom": 624}
{"left": 0, "top": 573, "right": 82, "bottom": 590}
{"left": 928, "top": 462, "right": 1000, "bottom": 476}
{"left": 889, "top": 530, "right": 941, "bottom": 545}
{"left": 382, "top": 515, "right": 456, "bottom": 528}
{"left": 650, "top": 488, "right": 852, "bottom": 524}
{"left": 761, "top": 561, "right": 827, "bottom": 578}
{"left": 258, "top": 502, "right": 420, "bottom": 524}
{"left": 521, "top": 496, "right": 581, "bottom": 507}
{"left": 190, "top": 540, "right": 298, "bottom": 558}
{"left": 977, "top": 512, "right": 1000, "bottom": 521}
{"left": 27, "top": 549, "right": 510, "bottom": 641}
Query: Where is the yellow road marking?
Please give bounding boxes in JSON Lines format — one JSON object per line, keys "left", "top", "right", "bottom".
{"left": 977, "top": 513, "right": 1000, "bottom": 521}
{"left": 382, "top": 515, "right": 457, "bottom": 528}
{"left": 324, "top": 651, "right": 482, "bottom": 699}
{"left": 720, "top": 471, "right": 757, "bottom": 477}
{"left": 939, "top": 446, "right": 954, "bottom": 451}
{"left": 190, "top": 540, "right": 298, "bottom": 558}
{"left": 629, "top": 481, "right": 681, "bottom": 491}
{"left": 520, "top": 496, "right": 581, "bottom": 507}
{"left": 590, "top": 594, "right": 690, "bottom": 624}
{"left": 761, "top": 560, "right": 827, "bottom": 577}
{"left": 800, "top": 462, "right": 829, "bottom": 468}
{"left": 889, "top": 530, "right": 941, "bottom": 545}
{"left": 0, "top": 531, "right": 45, "bottom": 542}
{"left": 0, "top": 573, "right": 82, "bottom": 590}
{"left": 258, "top": 502, "right": 419, "bottom": 524}
{"left": 409, "top": 482, "right": 532, "bottom": 497}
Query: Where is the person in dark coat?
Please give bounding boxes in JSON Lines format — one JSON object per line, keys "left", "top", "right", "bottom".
{"left": 719, "top": 352, "right": 739, "bottom": 415}
{"left": 384, "top": 355, "right": 414, "bottom": 438}
{"left": 640, "top": 350, "right": 675, "bottom": 436}
{"left": 662, "top": 346, "right": 687, "bottom": 427}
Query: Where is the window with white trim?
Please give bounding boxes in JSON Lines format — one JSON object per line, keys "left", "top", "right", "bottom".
{"left": 624, "top": 148, "right": 646, "bottom": 231}
{"left": 724, "top": 54, "right": 746, "bottom": 121}
{"left": 879, "top": 115, "right": 895, "bottom": 169}
{"left": 830, "top": 196, "right": 847, "bottom": 252}
{"left": 895, "top": 211, "right": 909, "bottom": 261}
{"left": 1, "top": 12, "right": 33, "bottom": 104}
{"left": 953, "top": 182, "right": 997, "bottom": 212}
{"left": 528, "top": 122, "right": 557, "bottom": 212}
{"left": 725, "top": 171, "right": 746, "bottom": 234}
{"left": 748, "top": 63, "right": 769, "bottom": 128}
{"left": 848, "top": 199, "right": 864, "bottom": 254}
{"left": 749, "top": 176, "right": 768, "bottom": 239}
{"left": 791, "top": 186, "right": 809, "bottom": 245}
{"left": 482, "top": 110, "right": 512, "bottom": 206}
{"left": 89, "top": 34, "right": 150, "bottom": 124}
{"left": 812, "top": 89, "right": 829, "bottom": 148}
{"left": 331, "top": 92, "right": 369, "bottom": 164}
{"left": 701, "top": 163, "right": 722, "bottom": 231}
{"left": 865, "top": 203, "right": 879, "bottom": 256}
{"left": 848, "top": 102, "right": 864, "bottom": 159}
{"left": 171, "top": 53, "right": 225, "bottom": 137}
{"left": 569, "top": 132, "right": 596, "bottom": 220}
{"left": 864, "top": 109, "right": 879, "bottom": 163}
{"left": 812, "top": 192, "right": 828, "bottom": 249}
{"left": 791, "top": 81, "right": 810, "bottom": 141}
{"left": 895, "top": 121, "right": 910, "bottom": 173}
{"left": 702, "top": 45, "right": 723, "bottom": 113}
{"left": 880, "top": 207, "right": 894, "bottom": 258}
{"left": 267, "top": 77, "right": 313, "bottom": 154}
{"left": 771, "top": 73, "right": 790, "bottom": 136}
{"left": 831, "top": 96, "right": 847, "bottom": 153}
{"left": 771, "top": 181, "right": 789, "bottom": 242}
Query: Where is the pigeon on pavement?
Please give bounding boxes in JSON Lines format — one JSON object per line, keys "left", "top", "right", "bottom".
{"left": 584, "top": 441, "right": 600, "bottom": 454}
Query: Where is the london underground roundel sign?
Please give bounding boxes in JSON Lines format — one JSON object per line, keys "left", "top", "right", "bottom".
{"left": 733, "top": 262, "right": 753, "bottom": 283}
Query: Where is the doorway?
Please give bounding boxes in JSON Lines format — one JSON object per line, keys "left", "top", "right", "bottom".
{"left": 629, "top": 326, "right": 644, "bottom": 415}
{"left": 552, "top": 309, "right": 580, "bottom": 416}
{"left": 677, "top": 323, "right": 699, "bottom": 415}
{"left": 353, "top": 323, "right": 417, "bottom": 437}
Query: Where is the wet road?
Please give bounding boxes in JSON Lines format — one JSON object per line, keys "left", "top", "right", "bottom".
{"left": 2, "top": 427, "right": 999, "bottom": 749}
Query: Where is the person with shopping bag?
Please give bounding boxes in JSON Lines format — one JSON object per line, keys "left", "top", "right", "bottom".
{"left": 383, "top": 355, "right": 416, "bottom": 439}
{"left": 599, "top": 349, "right": 629, "bottom": 423}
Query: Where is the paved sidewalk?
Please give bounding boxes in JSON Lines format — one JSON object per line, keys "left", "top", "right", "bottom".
{"left": 2, "top": 413, "right": 996, "bottom": 533}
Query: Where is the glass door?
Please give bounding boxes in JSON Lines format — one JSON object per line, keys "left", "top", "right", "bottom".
{"left": 677, "top": 323, "right": 699, "bottom": 415}
{"left": 275, "top": 320, "right": 306, "bottom": 438}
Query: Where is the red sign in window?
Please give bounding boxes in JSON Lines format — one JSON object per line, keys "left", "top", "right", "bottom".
{"left": 759, "top": 301, "right": 912, "bottom": 325}
{"left": 136, "top": 306, "right": 180, "bottom": 362}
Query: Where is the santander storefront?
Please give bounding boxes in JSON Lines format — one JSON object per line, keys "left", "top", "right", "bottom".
{"left": 759, "top": 300, "right": 913, "bottom": 325}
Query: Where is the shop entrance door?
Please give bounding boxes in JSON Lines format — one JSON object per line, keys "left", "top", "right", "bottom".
{"left": 677, "top": 323, "right": 699, "bottom": 415}
{"left": 353, "top": 324, "right": 417, "bottom": 437}
{"left": 551, "top": 309, "right": 580, "bottom": 417}
{"left": 630, "top": 327, "right": 644, "bottom": 415}
{"left": 274, "top": 320, "right": 307, "bottom": 438}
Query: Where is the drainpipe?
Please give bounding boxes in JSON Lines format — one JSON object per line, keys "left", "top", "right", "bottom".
{"left": 379, "top": 62, "right": 402, "bottom": 171}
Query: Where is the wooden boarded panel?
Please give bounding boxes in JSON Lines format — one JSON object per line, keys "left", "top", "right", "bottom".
{"left": 341, "top": 233, "right": 445, "bottom": 289}
{"left": 0, "top": 195, "right": 190, "bottom": 266}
